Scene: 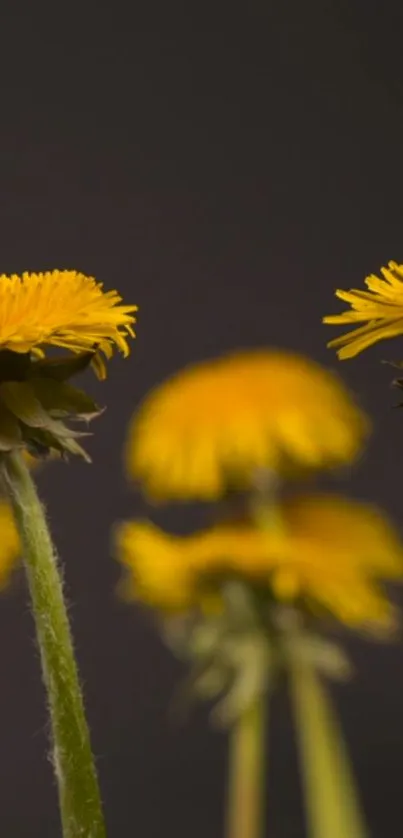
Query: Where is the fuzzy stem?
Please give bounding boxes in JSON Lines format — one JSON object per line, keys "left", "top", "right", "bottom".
{"left": 289, "top": 656, "right": 367, "bottom": 838}
{"left": 225, "top": 696, "right": 267, "bottom": 838}
{"left": 1, "top": 451, "right": 106, "bottom": 838}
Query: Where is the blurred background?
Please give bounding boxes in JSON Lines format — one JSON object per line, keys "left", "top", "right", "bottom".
{"left": 1, "top": 1, "right": 403, "bottom": 835}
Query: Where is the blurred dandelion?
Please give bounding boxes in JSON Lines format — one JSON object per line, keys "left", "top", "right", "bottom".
{"left": 126, "top": 349, "right": 368, "bottom": 500}
{"left": 0, "top": 268, "right": 137, "bottom": 838}
{"left": 0, "top": 500, "right": 21, "bottom": 586}
{"left": 115, "top": 494, "right": 403, "bottom": 838}
{"left": 0, "top": 452, "right": 55, "bottom": 589}
{"left": 116, "top": 494, "right": 403, "bottom": 633}
{"left": 116, "top": 349, "right": 398, "bottom": 838}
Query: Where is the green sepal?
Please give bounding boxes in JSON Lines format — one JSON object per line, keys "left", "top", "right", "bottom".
{"left": 31, "top": 352, "right": 95, "bottom": 381}
{"left": 167, "top": 613, "right": 274, "bottom": 728}
{"left": 0, "top": 350, "right": 104, "bottom": 459}
{"left": 279, "top": 623, "right": 352, "bottom": 681}
{"left": 0, "top": 380, "right": 93, "bottom": 461}
{"left": 381, "top": 360, "right": 403, "bottom": 400}
{"left": 391, "top": 377, "right": 403, "bottom": 400}
{"left": 0, "top": 382, "right": 87, "bottom": 437}
{"left": 211, "top": 635, "right": 271, "bottom": 726}
{"left": 0, "top": 402, "right": 23, "bottom": 450}
{"left": 30, "top": 378, "right": 102, "bottom": 421}
{"left": 163, "top": 583, "right": 352, "bottom": 728}
{"left": 21, "top": 426, "right": 92, "bottom": 463}
{"left": 164, "top": 582, "right": 277, "bottom": 727}
{"left": 381, "top": 359, "right": 403, "bottom": 369}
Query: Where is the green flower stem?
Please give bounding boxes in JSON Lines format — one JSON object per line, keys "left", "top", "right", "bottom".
{"left": 225, "top": 696, "right": 267, "bottom": 838}
{"left": 289, "top": 656, "right": 367, "bottom": 838}
{"left": 1, "top": 451, "right": 106, "bottom": 838}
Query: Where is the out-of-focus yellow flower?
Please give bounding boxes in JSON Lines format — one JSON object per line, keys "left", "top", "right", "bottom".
{"left": 126, "top": 350, "right": 368, "bottom": 501}
{"left": 324, "top": 260, "right": 403, "bottom": 359}
{"left": 117, "top": 521, "right": 196, "bottom": 610}
{"left": 115, "top": 494, "right": 403, "bottom": 631}
{"left": 0, "top": 501, "right": 21, "bottom": 587}
{"left": 0, "top": 270, "right": 137, "bottom": 375}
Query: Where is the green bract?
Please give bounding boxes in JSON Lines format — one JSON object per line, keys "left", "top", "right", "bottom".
{"left": 0, "top": 350, "right": 102, "bottom": 460}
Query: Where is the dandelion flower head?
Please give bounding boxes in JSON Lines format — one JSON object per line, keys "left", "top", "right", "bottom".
{"left": 0, "top": 270, "right": 137, "bottom": 376}
{"left": 127, "top": 350, "right": 369, "bottom": 500}
{"left": 116, "top": 494, "right": 403, "bottom": 632}
{"left": 0, "top": 270, "right": 137, "bottom": 459}
{"left": 324, "top": 260, "right": 403, "bottom": 359}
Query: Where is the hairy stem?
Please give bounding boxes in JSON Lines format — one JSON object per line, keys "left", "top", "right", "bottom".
{"left": 1, "top": 451, "right": 106, "bottom": 838}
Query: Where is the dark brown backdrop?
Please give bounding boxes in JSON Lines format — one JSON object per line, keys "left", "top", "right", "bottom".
{"left": 0, "top": 2, "right": 402, "bottom": 835}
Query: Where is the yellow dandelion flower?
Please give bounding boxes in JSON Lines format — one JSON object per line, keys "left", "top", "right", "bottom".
{"left": 126, "top": 350, "right": 368, "bottom": 501}
{"left": 115, "top": 494, "right": 403, "bottom": 631}
{"left": 0, "top": 270, "right": 137, "bottom": 374}
{"left": 116, "top": 521, "right": 198, "bottom": 610}
{"left": 324, "top": 260, "right": 403, "bottom": 359}
{"left": 0, "top": 270, "right": 136, "bottom": 459}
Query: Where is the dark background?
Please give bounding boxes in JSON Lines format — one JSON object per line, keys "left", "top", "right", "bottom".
{"left": 0, "top": 1, "right": 403, "bottom": 835}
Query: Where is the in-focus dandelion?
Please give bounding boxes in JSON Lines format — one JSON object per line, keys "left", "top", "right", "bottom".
{"left": 324, "top": 260, "right": 403, "bottom": 359}
{"left": 0, "top": 269, "right": 137, "bottom": 459}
